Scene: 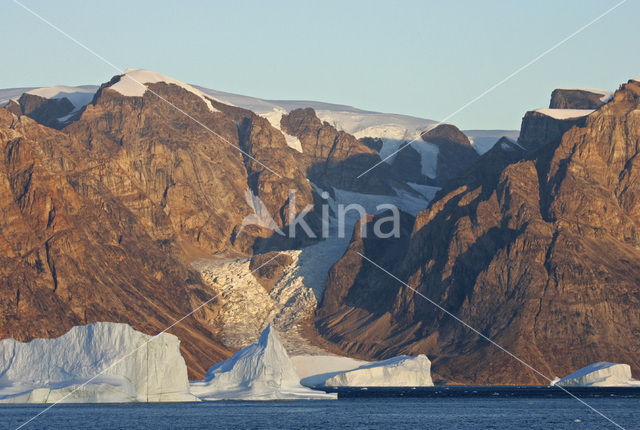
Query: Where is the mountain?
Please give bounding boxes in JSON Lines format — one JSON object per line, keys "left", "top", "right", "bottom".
{"left": 315, "top": 80, "right": 640, "bottom": 384}
{"left": 0, "top": 69, "right": 446, "bottom": 379}
{"left": 0, "top": 69, "right": 322, "bottom": 379}
{"left": 1, "top": 81, "right": 518, "bottom": 162}
{"left": 3, "top": 68, "right": 631, "bottom": 386}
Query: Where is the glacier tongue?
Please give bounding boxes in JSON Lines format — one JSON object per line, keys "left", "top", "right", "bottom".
{"left": 189, "top": 325, "right": 336, "bottom": 400}
{"left": 554, "top": 362, "right": 640, "bottom": 387}
{"left": 0, "top": 322, "right": 197, "bottom": 403}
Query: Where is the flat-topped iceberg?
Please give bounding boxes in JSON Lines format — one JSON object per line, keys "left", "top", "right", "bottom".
{"left": 553, "top": 362, "right": 640, "bottom": 387}
{"left": 0, "top": 322, "right": 197, "bottom": 403}
{"left": 189, "top": 325, "right": 336, "bottom": 400}
{"left": 292, "top": 354, "right": 433, "bottom": 387}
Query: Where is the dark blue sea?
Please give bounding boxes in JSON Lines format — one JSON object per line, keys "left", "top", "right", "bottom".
{"left": 3, "top": 387, "right": 639, "bottom": 429}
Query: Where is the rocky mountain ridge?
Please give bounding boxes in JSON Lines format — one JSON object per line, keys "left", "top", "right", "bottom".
{"left": 315, "top": 80, "right": 640, "bottom": 384}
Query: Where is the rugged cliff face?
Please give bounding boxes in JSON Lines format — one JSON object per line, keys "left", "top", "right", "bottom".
{"left": 517, "top": 111, "right": 587, "bottom": 151}
{"left": 0, "top": 108, "right": 232, "bottom": 378}
{"left": 316, "top": 80, "right": 640, "bottom": 384}
{"left": 0, "top": 72, "right": 323, "bottom": 378}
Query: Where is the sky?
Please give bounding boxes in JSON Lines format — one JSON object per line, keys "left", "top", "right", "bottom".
{"left": 1, "top": 0, "right": 639, "bottom": 130}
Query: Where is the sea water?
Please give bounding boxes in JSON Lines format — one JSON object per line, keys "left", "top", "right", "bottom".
{"left": 3, "top": 389, "right": 640, "bottom": 429}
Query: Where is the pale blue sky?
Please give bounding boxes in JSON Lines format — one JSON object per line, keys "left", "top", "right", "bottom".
{"left": 2, "top": 0, "right": 638, "bottom": 129}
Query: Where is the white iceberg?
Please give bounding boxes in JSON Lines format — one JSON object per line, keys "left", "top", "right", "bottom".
{"left": 189, "top": 325, "right": 336, "bottom": 400}
{"left": 0, "top": 322, "right": 198, "bottom": 403}
{"left": 291, "top": 355, "right": 370, "bottom": 387}
{"left": 554, "top": 362, "right": 640, "bottom": 387}
{"left": 292, "top": 354, "right": 433, "bottom": 387}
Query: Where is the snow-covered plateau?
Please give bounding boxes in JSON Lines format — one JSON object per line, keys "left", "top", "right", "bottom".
{"left": 534, "top": 108, "right": 595, "bottom": 120}
{"left": 0, "top": 322, "right": 197, "bottom": 403}
{"left": 553, "top": 362, "right": 640, "bottom": 387}
{"left": 292, "top": 355, "right": 433, "bottom": 387}
{"left": 189, "top": 325, "right": 336, "bottom": 400}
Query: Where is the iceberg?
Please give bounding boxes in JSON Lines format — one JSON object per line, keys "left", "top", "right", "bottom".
{"left": 292, "top": 354, "right": 433, "bottom": 387}
{"left": 554, "top": 362, "right": 640, "bottom": 387}
{"left": 0, "top": 322, "right": 197, "bottom": 403}
{"left": 189, "top": 325, "right": 336, "bottom": 400}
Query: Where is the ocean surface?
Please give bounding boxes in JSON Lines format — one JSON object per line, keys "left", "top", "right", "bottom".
{"left": 3, "top": 387, "right": 640, "bottom": 429}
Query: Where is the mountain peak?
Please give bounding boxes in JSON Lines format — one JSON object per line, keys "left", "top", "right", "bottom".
{"left": 106, "top": 68, "right": 219, "bottom": 112}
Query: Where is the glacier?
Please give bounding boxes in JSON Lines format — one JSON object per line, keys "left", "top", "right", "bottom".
{"left": 189, "top": 325, "right": 336, "bottom": 400}
{"left": 0, "top": 322, "right": 197, "bottom": 403}
{"left": 553, "top": 362, "right": 640, "bottom": 387}
{"left": 292, "top": 354, "right": 433, "bottom": 387}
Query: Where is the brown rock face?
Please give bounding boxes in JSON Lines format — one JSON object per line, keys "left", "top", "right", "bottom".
{"left": 549, "top": 89, "right": 608, "bottom": 109}
{"left": 421, "top": 123, "right": 479, "bottom": 185}
{"left": 0, "top": 73, "right": 320, "bottom": 378}
{"left": 0, "top": 109, "right": 230, "bottom": 378}
{"left": 316, "top": 80, "right": 640, "bottom": 385}
{"left": 518, "top": 110, "right": 587, "bottom": 150}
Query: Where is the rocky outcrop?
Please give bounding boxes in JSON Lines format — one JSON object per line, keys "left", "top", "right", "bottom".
{"left": 316, "top": 80, "right": 640, "bottom": 385}
{"left": 549, "top": 88, "right": 609, "bottom": 109}
{"left": 15, "top": 93, "right": 75, "bottom": 129}
{"left": 248, "top": 252, "right": 294, "bottom": 293}
{"left": 421, "top": 124, "right": 479, "bottom": 185}
{"left": 517, "top": 110, "right": 587, "bottom": 150}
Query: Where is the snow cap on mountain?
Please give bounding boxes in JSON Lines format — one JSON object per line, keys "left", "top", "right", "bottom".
{"left": 108, "top": 69, "right": 220, "bottom": 112}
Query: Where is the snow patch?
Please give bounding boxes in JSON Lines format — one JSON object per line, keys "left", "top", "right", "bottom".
{"left": 534, "top": 108, "right": 594, "bottom": 120}
{"left": 109, "top": 69, "right": 220, "bottom": 112}
{"left": 555, "top": 362, "right": 640, "bottom": 387}
{"left": 0, "top": 322, "right": 197, "bottom": 403}
{"left": 189, "top": 325, "right": 335, "bottom": 400}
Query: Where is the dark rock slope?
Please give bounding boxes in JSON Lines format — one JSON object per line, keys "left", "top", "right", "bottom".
{"left": 421, "top": 123, "right": 480, "bottom": 185}
{"left": 316, "top": 80, "right": 640, "bottom": 385}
